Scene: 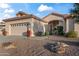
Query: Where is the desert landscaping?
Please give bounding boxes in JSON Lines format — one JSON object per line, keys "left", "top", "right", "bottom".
{"left": 0, "top": 35, "right": 79, "bottom": 56}
{"left": 0, "top": 3, "right": 79, "bottom": 56}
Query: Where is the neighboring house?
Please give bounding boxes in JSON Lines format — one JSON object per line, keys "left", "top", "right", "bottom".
{"left": 0, "top": 22, "right": 5, "bottom": 35}
{"left": 2, "top": 11, "right": 74, "bottom": 36}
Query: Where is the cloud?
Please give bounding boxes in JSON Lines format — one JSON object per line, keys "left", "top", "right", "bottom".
{"left": 0, "top": 13, "right": 13, "bottom": 20}
{"left": 4, "top": 8, "right": 15, "bottom": 13}
{"left": 0, "top": 14, "right": 12, "bottom": 22}
{"left": 0, "top": 13, "right": 13, "bottom": 22}
{"left": 0, "top": 3, "right": 10, "bottom": 9}
{"left": 3, "top": 14, "right": 12, "bottom": 18}
{"left": 19, "top": 9, "right": 23, "bottom": 11}
{"left": 36, "top": 13, "right": 40, "bottom": 16}
{"left": 0, "top": 3, "right": 15, "bottom": 22}
{"left": 38, "top": 4, "right": 53, "bottom": 12}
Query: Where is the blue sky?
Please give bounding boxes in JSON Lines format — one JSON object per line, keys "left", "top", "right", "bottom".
{"left": 0, "top": 3, "right": 74, "bottom": 21}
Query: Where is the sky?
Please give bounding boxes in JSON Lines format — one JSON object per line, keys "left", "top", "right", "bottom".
{"left": 0, "top": 3, "right": 74, "bottom": 21}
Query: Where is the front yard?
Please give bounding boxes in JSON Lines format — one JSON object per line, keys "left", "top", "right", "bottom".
{"left": 0, "top": 35, "right": 79, "bottom": 56}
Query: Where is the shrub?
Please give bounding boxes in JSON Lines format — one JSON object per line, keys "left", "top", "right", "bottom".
{"left": 49, "top": 31, "right": 53, "bottom": 35}
{"left": 36, "top": 32, "right": 44, "bottom": 36}
{"left": 52, "top": 28, "right": 58, "bottom": 35}
{"left": 45, "top": 32, "right": 49, "bottom": 36}
{"left": 57, "top": 26, "right": 64, "bottom": 35}
{"left": 66, "top": 31, "right": 78, "bottom": 38}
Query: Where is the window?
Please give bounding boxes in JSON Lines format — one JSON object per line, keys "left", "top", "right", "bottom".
{"left": 10, "top": 22, "right": 31, "bottom": 27}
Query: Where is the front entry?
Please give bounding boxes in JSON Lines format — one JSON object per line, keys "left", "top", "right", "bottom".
{"left": 48, "top": 20, "right": 59, "bottom": 34}
{"left": 48, "top": 20, "right": 64, "bottom": 35}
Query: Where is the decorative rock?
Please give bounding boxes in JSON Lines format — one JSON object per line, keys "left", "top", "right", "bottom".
{"left": 4, "top": 44, "right": 16, "bottom": 49}
{"left": 46, "top": 42, "right": 68, "bottom": 54}
{"left": 1, "top": 42, "right": 16, "bottom": 49}
{"left": 57, "top": 46, "right": 65, "bottom": 54}
{"left": 61, "top": 43, "right": 69, "bottom": 47}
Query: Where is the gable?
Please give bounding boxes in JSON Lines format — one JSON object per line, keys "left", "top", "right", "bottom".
{"left": 43, "top": 14, "right": 64, "bottom": 23}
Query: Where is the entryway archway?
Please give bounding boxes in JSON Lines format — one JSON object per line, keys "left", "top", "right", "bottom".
{"left": 48, "top": 20, "right": 64, "bottom": 35}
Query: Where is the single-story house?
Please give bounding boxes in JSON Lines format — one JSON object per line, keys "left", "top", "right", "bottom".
{"left": 2, "top": 11, "right": 74, "bottom": 36}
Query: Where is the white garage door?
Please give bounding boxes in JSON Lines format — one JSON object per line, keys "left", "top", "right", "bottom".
{"left": 10, "top": 23, "right": 27, "bottom": 35}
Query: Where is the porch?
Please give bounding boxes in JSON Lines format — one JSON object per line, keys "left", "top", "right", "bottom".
{"left": 45, "top": 19, "right": 69, "bottom": 35}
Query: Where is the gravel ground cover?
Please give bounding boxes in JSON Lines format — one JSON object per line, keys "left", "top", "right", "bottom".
{"left": 0, "top": 35, "right": 79, "bottom": 56}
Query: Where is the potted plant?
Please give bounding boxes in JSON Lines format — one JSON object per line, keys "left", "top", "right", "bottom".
{"left": 2, "top": 29, "right": 7, "bottom": 36}
{"left": 26, "top": 29, "right": 32, "bottom": 37}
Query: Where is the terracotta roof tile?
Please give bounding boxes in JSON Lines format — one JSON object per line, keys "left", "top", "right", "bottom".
{"left": 3, "top": 14, "right": 42, "bottom": 22}
{"left": 43, "top": 12, "right": 71, "bottom": 19}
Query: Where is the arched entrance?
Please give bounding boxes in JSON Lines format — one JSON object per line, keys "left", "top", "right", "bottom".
{"left": 48, "top": 20, "right": 64, "bottom": 35}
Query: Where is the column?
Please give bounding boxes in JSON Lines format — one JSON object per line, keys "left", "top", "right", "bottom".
{"left": 9, "top": 25, "right": 11, "bottom": 35}
{"left": 43, "top": 24, "right": 45, "bottom": 33}
{"left": 30, "top": 22, "right": 34, "bottom": 36}
{"left": 63, "top": 20, "right": 66, "bottom": 33}
{"left": 65, "top": 19, "right": 69, "bottom": 33}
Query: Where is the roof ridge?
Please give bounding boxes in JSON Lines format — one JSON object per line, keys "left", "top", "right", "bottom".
{"left": 43, "top": 12, "right": 71, "bottom": 19}
{"left": 3, "top": 13, "right": 42, "bottom": 22}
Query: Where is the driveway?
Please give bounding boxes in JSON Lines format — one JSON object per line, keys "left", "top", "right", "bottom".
{"left": 0, "top": 35, "right": 79, "bottom": 43}
{"left": 0, "top": 35, "right": 79, "bottom": 56}
{"left": 0, "top": 36, "right": 27, "bottom": 43}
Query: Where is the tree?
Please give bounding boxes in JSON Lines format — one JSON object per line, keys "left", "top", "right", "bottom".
{"left": 70, "top": 3, "right": 79, "bottom": 22}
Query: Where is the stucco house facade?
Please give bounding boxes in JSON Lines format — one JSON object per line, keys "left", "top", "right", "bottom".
{"left": 2, "top": 11, "right": 74, "bottom": 36}
{"left": 3, "top": 11, "right": 46, "bottom": 36}
{"left": 43, "top": 13, "right": 74, "bottom": 34}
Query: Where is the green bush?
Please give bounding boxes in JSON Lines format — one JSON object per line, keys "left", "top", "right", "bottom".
{"left": 66, "top": 31, "right": 78, "bottom": 38}
{"left": 36, "top": 32, "right": 44, "bottom": 36}
{"left": 49, "top": 31, "right": 53, "bottom": 35}
{"left": 57, "top": 26, "right": 64, "bottom": 35}
{"left": 45, "top": 32, "right": 49, "bottom": 36}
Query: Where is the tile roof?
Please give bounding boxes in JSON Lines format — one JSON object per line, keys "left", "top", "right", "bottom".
{"left": 3, "top": 14, "right": 42, "bottom": 22}
{"left": 43, "top": 12, "right": 71, "bottom": 19}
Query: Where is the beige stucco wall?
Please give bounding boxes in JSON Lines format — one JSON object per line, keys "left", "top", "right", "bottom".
{"left": 43, "top": 14, "right": 64, "bottom": 22}
{"left": 5, "top": 18, "right": 33, "bottom": 36}
{"left": 32, "top": 18, "right": 46, "bottom": 34}
{"left": 43, "top": 14, "right": 66, "bottom": 32}
{"left": 68, "top": 19, "right": 74, "bottom": 31}
{"left": 4, "top": 14, "right": 75, "bottom": 36}
{"left": 65, "top": 19, "right": 74, "bottom": 33}
{"left": 4, "top": 18, "right": 45, "bottom": 36}
{"left": 75, "top": 23, "right": 79, "bottom": 37}
{"left": 43, "top": 14, "right": 74, "bottom": 33}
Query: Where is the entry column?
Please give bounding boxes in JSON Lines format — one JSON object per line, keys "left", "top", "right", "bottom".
{"left": 65, "top": 19, "right": 69, "bottom": 33}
